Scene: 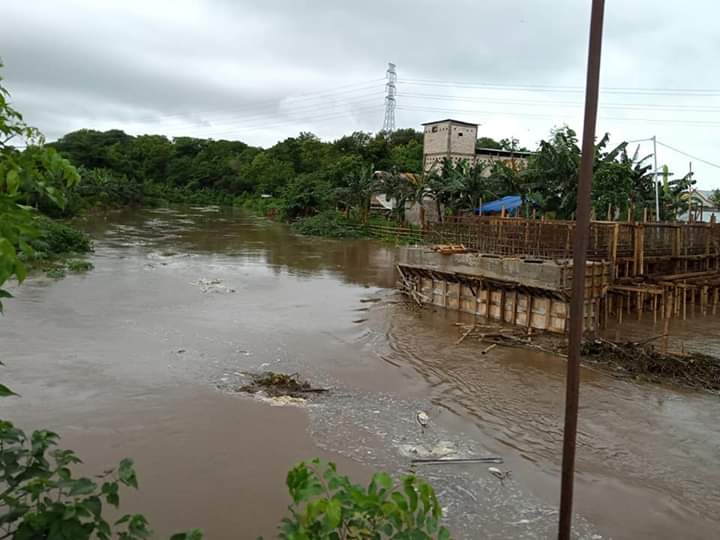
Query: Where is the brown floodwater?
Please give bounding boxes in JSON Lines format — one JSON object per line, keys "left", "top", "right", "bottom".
{"left": 1, "top": 206, "right": 719, "bottom": 539}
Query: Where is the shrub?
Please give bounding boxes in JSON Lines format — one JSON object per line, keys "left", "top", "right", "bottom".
{"left": 30, "top": 216, "right": 92, "bottom": 259}
{"left": 280, "top": 459, "right": 452, "bottom": 539}
{"left": 292, "top": 210, "right": 367, "bottom": 239}
{"left": 67, "top": 259, "right": 94, "bottom": 272}
{"left": 46, "top": 266, "right": 66, "bottom": 279}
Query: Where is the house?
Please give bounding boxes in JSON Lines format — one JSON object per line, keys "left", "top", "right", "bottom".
{"left": 421, "top": 119, "right": 531, "bottom": 173}
{"left": 679, "top": 189, "right": 720, "bottom": 222}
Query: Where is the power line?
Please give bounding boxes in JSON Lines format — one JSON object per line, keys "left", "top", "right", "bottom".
{"left": 146, "top": 93, "right": 383, "bottom": 131}
{"left": 397, "top": 91, "right": 720, "bottom": 113}
{"left": 399, "top": 78, "right": 720, "bottom": 97}
{"left": 396, "top": 104, "right": 720, "bottom": 127}
{"left": 187, "top": 105, "right": 385, "bottom": 139}
{"left": 134, "top": 81, "right": 385, "bottom": 123}
{"left": 656, "top": 141, "right": 720, "bottom": 169}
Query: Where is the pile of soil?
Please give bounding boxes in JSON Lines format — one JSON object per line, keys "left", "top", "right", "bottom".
{"left": 581, "top": 338, "right": 720, "bottom": 392}
{"left": 238, "top": 372, "right": 328, "bottom": 398}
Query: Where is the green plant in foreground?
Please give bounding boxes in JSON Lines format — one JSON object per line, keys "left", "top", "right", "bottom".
{"left": 280, "top": 459, "right": 451, "bottom": 540}
{"left": 0, "top": 420, "right": 202, "bottom": 540}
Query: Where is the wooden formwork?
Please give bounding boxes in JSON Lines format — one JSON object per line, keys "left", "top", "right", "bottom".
{"left": 397, "top": 261, "right": 609, "bottom": 334}
{"left": 423, "top": 217, "right": 720, "bottom": 280}
{"left": 394, "top": 216, "right": 719, "bottom": 333}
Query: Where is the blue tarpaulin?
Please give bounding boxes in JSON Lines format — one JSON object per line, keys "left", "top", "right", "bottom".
{"left": 476, "top": 195, "right": 523, "bottom": 215}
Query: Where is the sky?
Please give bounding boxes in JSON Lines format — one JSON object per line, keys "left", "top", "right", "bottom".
{"left": 2, "top": 0, "right": 719, "bottom": 189}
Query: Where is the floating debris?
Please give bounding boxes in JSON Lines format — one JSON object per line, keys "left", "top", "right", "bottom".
{"left": 399, "top": 441, "right": 457, "bottom": 459}
{"left": 581, "top": 338, "right": 720, "bottom": 392}
{"left": 410, "top": 457, "right": 504, "bottom": 466}
{"left": 255, "top": 394, "right": 307, "bottom": 407}
{"left": 192, "top": 278, "right": 236, "bottom": 293}
{"left": 234, "top": 371, "right": 328, "bottom": 398}
{"left": 488, "top": 466, "right": 512, "bottom": 484}
{"left": 415, "top": 410, "right": 430, "bottom": 433}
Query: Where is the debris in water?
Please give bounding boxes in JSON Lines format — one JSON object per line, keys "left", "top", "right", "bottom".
{"left": 581, "top": 338, "right": 720, "bottom": 391}
{"left": 399, "top": 441, "right": 457, "bottom": 459}
{"left": 415, "top": 410, "right": 430, "bottom": 432}
{"left": 192, "top": 278, "right": 236, "bottom": 294}
{"left": 410, "top": 457, "right": 504, "bottom": 465}
{"left": 255, "top": 394, "right": 307, "bottom": 407}
{"left": 235, "top": 371, "right": 328, "bottom": 398}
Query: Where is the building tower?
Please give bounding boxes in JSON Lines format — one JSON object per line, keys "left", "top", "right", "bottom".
{"left": 421, "top": 119, "right": 478, "bottom": 171}
{"left": 382, "top": 62, "right": 397, "bottom": 132}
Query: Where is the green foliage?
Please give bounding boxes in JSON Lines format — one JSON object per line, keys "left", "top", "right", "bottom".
{"left": 46, "top": 266, "right": 66, "bottom": 279}
{"left": 67, "top": 259, "right": 94, "bottom": 272}
{"left": 280, "top": 459, "right": 451, "bottom": 540}
{"left": 49, "top": 126, "right": 426, "bottom": 221}
{"left": 0, "top": 420, "right": 202, "bottom": 540}
{"left": 335, "top": 164, "right": 380, "bottom": 224}
{"left": 28, "top": 216, "right": 92, "bottom": 260}
{"left": 711, "top": 189, "right": 720, "bottom": 209}
{"left": 0, "top": 62, "right": 83, "bottom": 311}
{"left": 660, "top": 168, "right": 696, "bottom": 221}
{"left": 292, "top": 211, "right": 367, "bottom": 239}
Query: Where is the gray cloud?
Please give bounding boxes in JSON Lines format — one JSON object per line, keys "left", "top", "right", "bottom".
{"left": 1, "top": 0, "right": 718, "bottom": 187}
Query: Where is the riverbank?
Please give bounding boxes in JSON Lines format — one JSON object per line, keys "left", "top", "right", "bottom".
{"left": 2, "top": 207, "right": 719, "bottom": 539}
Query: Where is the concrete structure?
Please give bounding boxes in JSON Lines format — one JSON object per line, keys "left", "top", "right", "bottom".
{"left": 422, "top": 119, "right": 531, "bottom": 172}
{"left": 422, "top": 119, "right": 478, "bottom": 170}
{"left": 397, "top": 248, "right": 610, "bottom": 334}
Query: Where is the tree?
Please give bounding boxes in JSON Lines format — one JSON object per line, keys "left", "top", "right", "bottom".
{"left": 335, "top": 163, "right": 379, "bottom": 224}
{"left": 381, "top": 168, "right": 416, "bottom": 223}
{"left": 660, "top": 165, "right": 696, "bottom": 221}
{"left": 710, "top": 189, "right": 720, "bottom": 209}
{"left": 523, "top": 126, "right": 581, "bottom": 218}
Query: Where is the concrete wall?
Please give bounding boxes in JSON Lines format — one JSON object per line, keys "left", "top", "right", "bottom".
{"left": 423, "top": 120, "right": 477, "bottom": 171}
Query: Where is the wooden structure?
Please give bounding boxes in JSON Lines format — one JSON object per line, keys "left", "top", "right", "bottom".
{"left": 395, "top": 216, "right": 720, "bottom": 334}
{"left": 397, "top": 257, "right": 610, "bottom": 334}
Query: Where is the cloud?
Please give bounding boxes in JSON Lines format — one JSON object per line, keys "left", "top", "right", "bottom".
{"left": 1, "top": 0, "right": 719, "bottom": 187}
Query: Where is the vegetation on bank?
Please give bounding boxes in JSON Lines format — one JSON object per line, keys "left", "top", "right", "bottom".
{"left": 291, "top": 210, "right": 368, "bottom": 239}
{"left": 41, "top": 122, "right": 700, "bottom": 243}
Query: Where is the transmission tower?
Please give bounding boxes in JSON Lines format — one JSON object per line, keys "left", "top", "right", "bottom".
{"left": 383, "top": 62, "right": 397, "bottom": 132}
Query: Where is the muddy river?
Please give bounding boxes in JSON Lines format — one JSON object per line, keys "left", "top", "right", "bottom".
{"left": 2, "top": 207, "right": 718, "bottom": 539}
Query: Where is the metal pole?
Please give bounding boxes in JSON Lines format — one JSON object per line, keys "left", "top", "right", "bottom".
{"left": 558, "top": 1, "right": 605, "bottom": 539}
{"left": 653, "top": 136, "right": 660, "bottom": 221}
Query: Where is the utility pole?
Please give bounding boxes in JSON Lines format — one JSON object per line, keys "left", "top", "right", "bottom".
{"left": 653, "top": 136, "right": 660, "bottom": 221}
{"left": 558, "top": 1, "right": 605, "bottom": 539}
{"left": 383, "top": 62, "right": 397, "bottom": 133}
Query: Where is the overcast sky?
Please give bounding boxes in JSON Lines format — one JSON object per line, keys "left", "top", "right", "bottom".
{"left": 2, "top": 0, "right": 718, "bottom": 189}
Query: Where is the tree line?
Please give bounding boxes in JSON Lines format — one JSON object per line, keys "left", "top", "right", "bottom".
{"left": 48, "top": 126, "right": 698, "bottom": 224}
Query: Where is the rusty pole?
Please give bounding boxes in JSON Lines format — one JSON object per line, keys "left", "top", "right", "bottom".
{"left": 558, "top": 1, "right": 605, "bottom": 539}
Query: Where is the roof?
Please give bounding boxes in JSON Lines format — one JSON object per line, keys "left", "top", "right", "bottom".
{"left": 422, "top": 118, "right": 478, "bottom": 128}
{"left": 689, "top": 189, "right": 718, "bottom": 208}
{"left": 478, "top": 195, "right": 523, "bottom": 213}
{"left": 476, "top": 147, "right": 533, "bottom": 157}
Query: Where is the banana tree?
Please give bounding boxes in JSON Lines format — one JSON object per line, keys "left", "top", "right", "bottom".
{"left": 335, "top": 163, "right": 379, "bottom": 224}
